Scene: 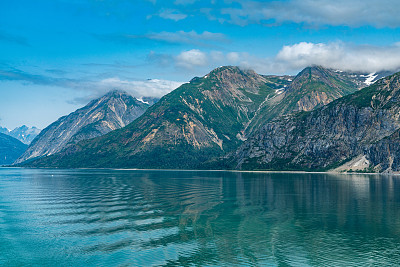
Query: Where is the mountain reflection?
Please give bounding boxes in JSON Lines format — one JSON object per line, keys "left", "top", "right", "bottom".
{"left": 1, "top": 169, "right": 400, "bottom": 266}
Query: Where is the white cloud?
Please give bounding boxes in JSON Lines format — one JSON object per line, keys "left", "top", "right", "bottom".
{"left": 221, "top": 0, "right": 400, "bottom": 28}
{"left": 172, "top": 49, "right": 273, "bottom": 74}
{"left": 95, "top": 30, "right": 228, "bottom": 47}
{"left": 0, "top": 67, "right": 184, "bottom": 103}
{"left": 157, "top": 9, "right": 187, "bottom": 21}
{"left": 226, "top": 52, "right": 241, "bottom": 63}
{"left": 210, "top": 51, "right": 225, "bottom": 62}
{"left": 97, "top": 78, "right": 184, "bottom": 98}
{"left": 68, "top": 78, "right": 184, "bottom": 104}
{"left": 145, "top": 30, "right": 227, "bottom": 45}
{"left": 275, "top": 42, "right": 400, "bottom": 73}
{"left": 176, "top": 49, "right": 208, "bottom": 69}
{"left": 162, "top": 42, "right": 400, "bottom": 75}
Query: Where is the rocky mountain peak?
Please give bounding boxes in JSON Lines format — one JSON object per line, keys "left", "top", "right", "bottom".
{"left": 207, "top": 66, "right": 260, "bottom": 80}
{"left": 98, "top": 90, "right": 134, "bottom": 104}
{"left": 103, "top": 89, "right": 128, "bottom": 98}
{"left": 288, "top": 66, "right": 337, "bottom": 91}
{"left": 15, "top": 89, "right": 152, "bottom": 164}
{"left": 202, "top": 66, "right": 267, "bottom": 94}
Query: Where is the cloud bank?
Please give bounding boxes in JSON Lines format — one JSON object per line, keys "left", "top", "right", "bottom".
{"left": 0, "top": 68, "right": 184, "bottom": 104}
{"left": 275, "top": 42, "right": 400, "bottom": 73}
{"left": 161, "top": 42, "right": 400, "bottom": 74}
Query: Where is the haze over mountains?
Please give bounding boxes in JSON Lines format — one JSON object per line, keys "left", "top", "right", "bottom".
{"left": 18, "top": 65, "right": 398, "bottom": 173}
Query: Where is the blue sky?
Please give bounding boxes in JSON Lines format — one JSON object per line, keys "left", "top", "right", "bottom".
{"left": 1, "top": 0, "right": 400, "bottom": 129}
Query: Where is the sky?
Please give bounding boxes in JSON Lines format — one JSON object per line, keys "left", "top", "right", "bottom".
{"left": 1, "top": 0, "right": 400, "bottom": 129}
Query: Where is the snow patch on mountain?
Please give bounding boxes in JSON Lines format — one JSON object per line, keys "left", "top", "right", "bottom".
{"left": 363, "top": 73, "right": 378, "bottom": 86}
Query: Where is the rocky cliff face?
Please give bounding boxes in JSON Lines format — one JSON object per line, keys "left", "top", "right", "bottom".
{"left": 15, "top": 90, "right": 150, "bottom": 164}
{"left": 0, "top": 133, "right": 27, "bottom": 165}
{"left": 365, "top": 128, "right": 400, "bottom": 172}
{"left": 232, "top": 72, "right": 400, "bottom": 172}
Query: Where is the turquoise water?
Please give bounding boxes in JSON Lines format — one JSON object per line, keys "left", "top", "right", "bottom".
{"left": 0, "top": 168, "right": 399, "bottom": 266}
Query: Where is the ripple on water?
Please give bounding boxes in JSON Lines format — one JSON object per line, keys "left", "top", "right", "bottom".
{"left": 1, "top": 169, "right": 400, "bottom": 266}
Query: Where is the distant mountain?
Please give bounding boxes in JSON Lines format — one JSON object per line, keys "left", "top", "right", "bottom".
{"left": 0, "top": 125, "right": 41, "bottom": 145}
{"left": 0, "top": 127, "right": 9, "bottom": 135}
{"left": 0, "top": 133, "right": 27, "bottom": 165}
{"left": 15, "top": 90, "right": 151, "bottom": 164}
{"left": 232, "top": 71, "right": 400, "bottom": 173}
{"left": 8, "top": 125, "right": 41, "bottom": 145}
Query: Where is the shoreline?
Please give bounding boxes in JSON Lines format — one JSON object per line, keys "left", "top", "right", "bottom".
{"left": 2, "top": 166, "right": 399, "bottom": 176}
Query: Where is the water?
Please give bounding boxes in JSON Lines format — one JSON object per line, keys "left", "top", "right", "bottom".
{"left": 0, "top": 168, "right": 399, "bottom": 266}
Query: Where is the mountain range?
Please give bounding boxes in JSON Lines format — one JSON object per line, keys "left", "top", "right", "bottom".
{"left": 19, "top": 65, "right": 396, "bottom": 172}
{"left": 0, "top": 125, "right": 41, "bottom": 144}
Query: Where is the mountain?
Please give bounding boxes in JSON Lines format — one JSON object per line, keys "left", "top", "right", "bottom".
{"left": 8, "top": 125, "right": 41, "bottom": 144}
{"left": 232, "top": 71, "right": 400, "bottom": 173}
{"left": 15, "top": 90, "right": 150, "bottom": 164}
{"left": 22, "top": 66, "right": 388, "bottom": 170}
{"left": 22, "top": 66, "right": 291, "bottom": 168}
{"left": 244, "top": 66, "right": 370, "bottom": 135}
{"left": 0, "top": 133, "right": 27, "bottom": 165}
{"left": 0, "top": 127, "right": 9, "bottom": 135}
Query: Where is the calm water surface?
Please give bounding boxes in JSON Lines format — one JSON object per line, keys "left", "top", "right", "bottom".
{"left": 0, "top": 168, "right": 399, "bottom": 266}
